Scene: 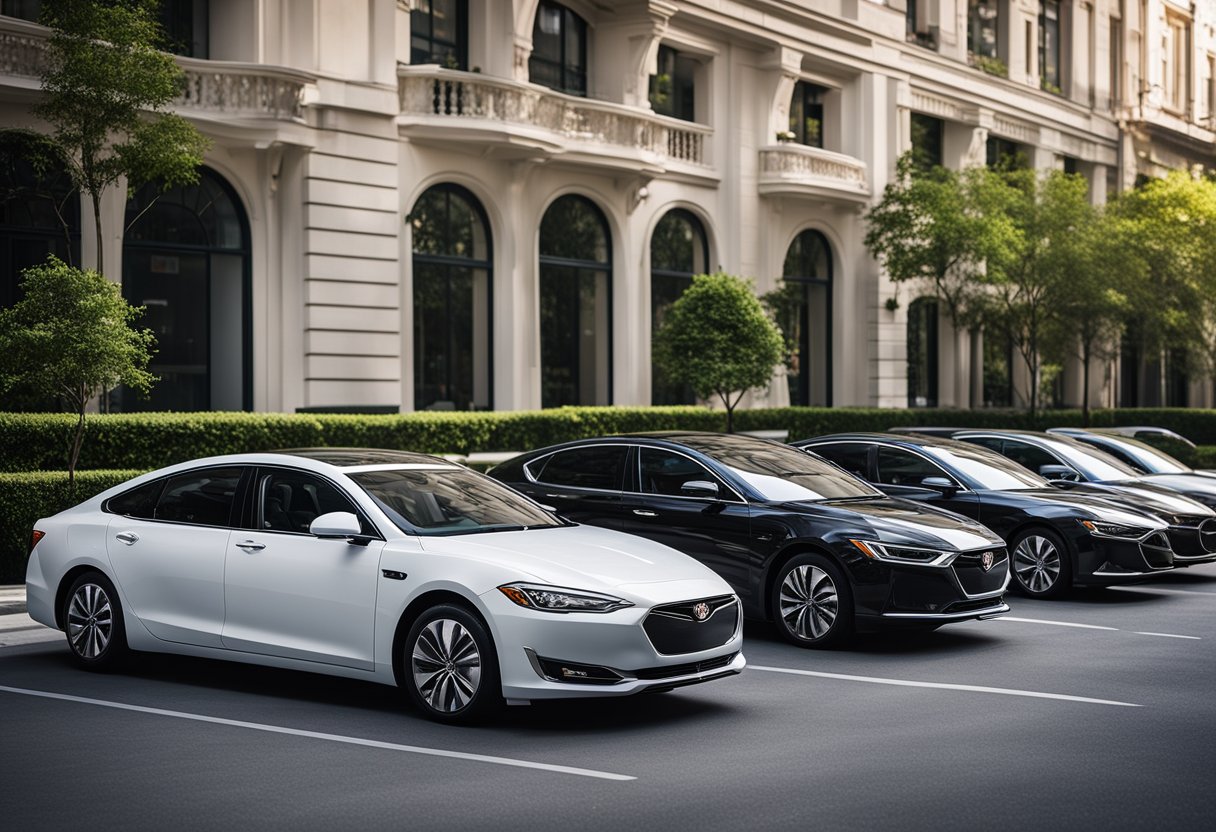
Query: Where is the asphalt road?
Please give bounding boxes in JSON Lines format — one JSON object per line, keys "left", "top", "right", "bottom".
{"left": 2, "top": 566, "right": 1214, "bottom": 831}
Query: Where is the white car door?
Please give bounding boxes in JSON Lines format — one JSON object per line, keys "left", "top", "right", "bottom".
{"left": 221, "top": 467, "right": 383, "bottom": 670}
{"left": 105, "top": 466, "right": 245, "bottom": 648}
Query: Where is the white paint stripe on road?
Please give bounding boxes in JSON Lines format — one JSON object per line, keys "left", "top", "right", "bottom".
{"left": 0, "top": 685, "right": 635, "bottom": 782}
{"left": 1134, "top": 631, "right": 1202, "bottom": 640}
{"left": 750, "top": 666, "right": 1141, "bottom": 707}
{"left": 998, "top": 616, "right": 1119, "bottom": 630}
{"left": 1109, "top": 586, "right": 1216, "bottom": 597}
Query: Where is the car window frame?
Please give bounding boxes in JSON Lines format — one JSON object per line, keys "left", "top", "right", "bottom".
{"left": 995, "top": 437, "right": 1074, "bottom": 477}
{"left": 873, "top": 444, "right": 964, "bottom": 490}
{"left": 628, "top": 443, "right": 747, "bottom": 504}
{"left": 523, "top": 443, "right": 631, "bottom": 493}
{"left": 104, "top": 465, "right": 252, "bottom": 530}
{"left": 251, "top": 465, "right": 381, "bottom": 540}
{"left": 803, "top": 442, "right": 876, "bottom": 481}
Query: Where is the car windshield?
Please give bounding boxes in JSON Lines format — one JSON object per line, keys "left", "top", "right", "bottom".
{"left": 1042, "top": 438, "right": 1142, "bottom": 481}
{"left": 921, "top": 444, "right": 1047, "bottom": 491}
{"left": 683, "top": 437, "right": 881, "bottom": 502}
{"left": 1095, "top": 437, "right": 1190, "bottom": 475}
{"left": 350, "top": 468, "right": 564, "bottom": 536}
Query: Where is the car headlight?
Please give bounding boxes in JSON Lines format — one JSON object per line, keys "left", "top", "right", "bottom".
{"left": 849, "top": 539, "right": 953, "bottom": 566}
{"left": 1078, "top": 519, "right": 1151, "bottom": 539}
{"left": 498, "top": 583, "right": 633, "bottom": 613}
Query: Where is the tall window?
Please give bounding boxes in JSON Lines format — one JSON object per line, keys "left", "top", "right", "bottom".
{"left": 910, "top": 113, "right": 944, "bottom": 170}
{"left": 529, "top": 1, "right": 587, "bottom": 97}
{"left": 121, "top": 168, "right": 250, "bottom": 412}
{"left": 410, "top": 185, "right": 491, "bottom": 412}
{"left": 158, "top": 0, "right": 208, "bottom": 58}
{"left": 967, "top": 0, "right": 1000, "bottom": 60}
{"left": 983, "top": 332, "right": 1012, "bottom": 407}
{"left": 986, "top": 136, "right": 1025, "bottom": 169}
{"left": 539, "top": 196, "right": 611, "bottom": 407}
{"left": 789, "top": 82, "right": 826, "bottom": 148}
{"left": 1109, "top": 18, "right": 1122, "bottom": 109}
{"left": 776, "top": 230, "right": 832, "bottom": 407}
{"left": 1039, "top": 0, "right": 1061, "bottom": 93}
{"left": 0, "top": 1, "right": 42, "bottom": 22}
{"left": 411, "top": 0, "right": 467, "bottom": 69}
{"left": 649, "top": 45, "right": 696, "bottom": 121}
{"left": 1163, "top": 14, "right": 1190, "bottom": 113}
{"left": 907, "top": 297, "right": 938, "bottom": 408}
{"left": 650, "top": 209, "right": 708, "bottom": 405}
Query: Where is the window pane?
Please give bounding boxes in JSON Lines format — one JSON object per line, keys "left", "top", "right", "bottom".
{"left": 107, "top": 479, "right": 166, "bottom": 520}
{"left": 789, "top": 83, "right": 825, "bottom": 147}
{"left": 1000, "top": 441, "right": 1058, "bottom": 475}
{"left": 809, "top": 443, "right": 870, "bottom": 479}
{"left": 907, "top": 298, "right": 938, "bottom": 407}
{"left": 536, "top": 447, "right": 628, "bottom": 490}
{"left": 639, "top": 448, "right": 717, "bottom": 496}
{"left": 968, "top": 0, "right": 1000, "bottom": 59}
{"left": 155, "top": 468, "right": 244, "bottom": 527}
{"left": 539, "top": 196, "right": 608, "bottom": 262}
{"left": 875, "top": 449, "right": 949, "bottom": 487}
{"left": 910, "top": 113, "right": 944, "bottom": 169}
{"left": 259, "top": 469, "right": 357, "bottom": 534}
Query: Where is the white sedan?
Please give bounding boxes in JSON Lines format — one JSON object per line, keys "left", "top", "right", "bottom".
{"left": 25, "top": 449, "right": 744, "bottom": 722}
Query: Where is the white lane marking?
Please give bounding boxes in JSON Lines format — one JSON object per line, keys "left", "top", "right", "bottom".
{"left": 998, "top": 616, "right": 1118, "bottom": 631}
{"left": 750, "top": 666, "right": 1141, "bottom": 708}
{"left": 0, "top": 685, "right": 635, "bottom": 782}
{"left": 1134, "top": 632, "right": 1202, "bottom": 640}
{"left": 1109, "top": 586, "right": 1216, "bottom": 597}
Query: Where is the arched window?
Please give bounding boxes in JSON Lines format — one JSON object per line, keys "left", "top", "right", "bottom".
{"left": 650, "top": 209, "right": 708, "bottom": 405}
{"left": 529, "top": 1, "right": 587, "bottom": 96}
{"left": 907, "top": 297, "right": 939, "bottom": 408}
{"left": 776, "top": 230, "right": 832, "bottom": 406}
{"left": 410, "top": 184, "right": 492, "bottom": 411}
{"left": 0, "top": 132, "right": 80, "bottom": 311}
{"left": 539, "top": 195, "right": 611, "bottom": 407}
{"left": 121, "top": 167, "right": 250, "bottom": 411}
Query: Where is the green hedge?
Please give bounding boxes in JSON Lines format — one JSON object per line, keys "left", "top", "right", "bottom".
{"left": 0, "top": 470, "right": 146, "bottom": 582}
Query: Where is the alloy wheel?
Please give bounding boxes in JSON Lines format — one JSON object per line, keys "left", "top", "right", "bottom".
{"left": 779, "top": 564, "right": 839, "bottom": 640}
{"left": 67, "top": 583, "right": 113, "bottom": 660}
{"left": 411, "top": 618, "right": 482, "bottom": 713}
{"left": 1014, "top": 535, "right": 1062, "bottom": 593}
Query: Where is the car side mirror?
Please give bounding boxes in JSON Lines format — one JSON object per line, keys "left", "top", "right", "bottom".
{"left": 1039, "top": 464, "right": 1079, "bottom": 482}
{"left": 921, "top": 476, "right": 959, "bottom": 495}
{"left": 681, "top": 480, "right": 720, "bottom": 499}
{"left": 310, "top": 511, "right": 366, "bottom": 543}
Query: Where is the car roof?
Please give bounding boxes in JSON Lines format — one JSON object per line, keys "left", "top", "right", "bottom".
{"left": 798, "top": 431, "right": 980, "bottom": 451}
{"left": 273, "top": 448, "right": 453, "bottom": 468}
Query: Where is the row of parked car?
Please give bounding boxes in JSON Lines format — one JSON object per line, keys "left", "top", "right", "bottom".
{"left": 24, "top": 425, "right": 1213, "bottom": 723}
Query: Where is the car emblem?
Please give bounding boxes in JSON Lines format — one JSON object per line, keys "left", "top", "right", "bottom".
{"left": 981, "top": 551, "right": 995, "bottom": 572}
{"left": 692, "top": 602, "right": 711, "bottom": 621}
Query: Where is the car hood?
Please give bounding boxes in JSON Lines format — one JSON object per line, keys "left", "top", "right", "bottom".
{"left": 1050, "top": 480, "right": 1215, "bottom": 519}
{"left": 416, "top": 524, "right": 728, "bottom": 591}
{"left": 1128, "top": 474, "right": 1216, "bottom": 509}
{"left": 1000, "top": 488, "right": 1171, "bottom": 527}
{"left": 808, "top": 497, "right": 1003, "bottom": 551}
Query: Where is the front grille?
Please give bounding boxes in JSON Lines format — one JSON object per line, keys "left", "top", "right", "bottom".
{"left": 642, "top": 595, "right": 738, "bottom": 655}
{"left": 941, "top": 597, "right": 1005, "bottom": 615}
{"left": 634, "top": 652, "right": 737, "bottom": 680}
{"left": 1139, "top": 531, "right": 1174, "bottom": 569}
{"left": 951, "top": 547, "right": 1009, "bottom": 596}
{"left": 1200, "top": 518, "right": 1216, "bottom": 553}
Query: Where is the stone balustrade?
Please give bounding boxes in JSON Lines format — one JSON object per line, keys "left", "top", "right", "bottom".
{"left": 758, "top": 144, "right": 869, "bottom": 200}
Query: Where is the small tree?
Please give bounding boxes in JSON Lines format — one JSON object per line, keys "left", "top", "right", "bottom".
{"left": 653, "top": 272, "right": 784, "bottom": 432}
{"left": 0, "top": 256, "right": 155, "bottom": 485}
{"left": 34, "top": 0, "right": 209, "bottom": 275}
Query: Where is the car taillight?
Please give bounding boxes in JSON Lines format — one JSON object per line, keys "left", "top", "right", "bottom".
{"left": 30, "top": 529, "right": 45, "bottom": 553}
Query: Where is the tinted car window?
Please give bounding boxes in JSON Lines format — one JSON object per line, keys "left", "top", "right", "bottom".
{"left": 106, "top": 478, "right": 166, "bottom": 519}
{"left": 639, "top": 448, "right": 721, "bottom": 496}
{"left": 534, "top": 446, "right": 628, "bottom": 491}
{"left": 1044, "top": 438, "right": 1143, "bottom": 481}
{"left": 154, "top": 467, "right": 244, "bottom": 527}
{"left": 1088, "top": 437, "right": 1188, "bottom": 475}
{"left": 810, "top": 443, "right": 870, "bottom": 479}
{"left": 1000, "top": 440, "right": 1061, "bottom": 476}
{"left": 259, "top": 469, "right": 359, "bottom": 534}
{"left": 875, "top": 448, "right": 953, "bottom": 487}
{"left": 965, "top": 436, "right": 1004, "bottom": 454}
{"left": 919, "top": 444, "right": 1045, "bottom": 491}
{"left": 675, "top": 437, "right": 879, "bottom": 501}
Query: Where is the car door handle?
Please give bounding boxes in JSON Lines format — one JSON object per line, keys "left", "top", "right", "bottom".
{"left": 114, "top": 531, "right": 139, "bottom": 545}
{"left": 632, "top": 509, "right": 658, "bottom": 517}
{"left": 235, "top": 540, "right": 266, "bottom": 552}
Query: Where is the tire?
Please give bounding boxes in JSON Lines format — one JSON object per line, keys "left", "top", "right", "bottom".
{"left": 1010, "top": 527, "right": 1073, "bottom": 598}
{"left": 403, "top": 604, "right": 502, "bottom": 724}
{"left": 771, "top": 553, "right": 854, "bottom": 648}
{"left": 62, "top": 571, "right": 128, "bottom": 671}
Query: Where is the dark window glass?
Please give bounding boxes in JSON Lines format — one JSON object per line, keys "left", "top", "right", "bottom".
{"left": 154, "top": 467, "right": 243, "bottom": 527}
{"left": 907, "top": 297, "right": 938, "bottom": 407}
{"left": 259, "top": 469, "right": 358, "bottom": 535}
{"left": 410, "top": 185, "right": 492, "bottom": 411}
{"left": 106, "top": 479, "right": 166, "bottom": 520}
{"left": 650, "top": 209, "right": 707, "bottom": 405}
{"left": 529, "top": 1, "right": 587, "bottom": 96}
{"left": 999, "top": 440, "right": 1061, "bottom": 476}
{"left": 158, "top": 0, "right": 209, "bottom": 58}
{"left": 986, "top": 136, "right": 1025, "bottom": 169}
{"left": 968, "top": 0, "right": 1000, "bottom": 60}
{"left": 1165, "top": 349, "right": 1189, "bottom": 408}
{"left": 983, "top": 330, "right": 1013, "bottom": 406}
{"left": 775, "top": 230, "right": 832, "bottom": 407}
{"left": 789, "top": 82, "right": 826, "bottom": 148}
{"left": 539, "top": 196, "right": 611, "bottom": 407}
{"left": 1039, "top": 0, "right": 1061, "bottom": 92}
{"left": 411, "top": 0, "right": 467, "bottom": 69}
{"left": 809, "top": 443, "right": 871, "bottom": 480}
{"left": 964, "top": 436, "right": 1005, "bottom": 454}
{"left": 535, "top": 446, "right": 628, "bottom": 491}
{"left": 910, "top": 113, "right": 944, "bottom": 169}
{"left": 875, "top": 448, "right": 951, "bottom": 487}
{"left": 0, "top": 1, "right": 41, "bottom": 21}
{"left": 650, "top": 45, "right": 696, "bottom": 121}
{"left": 639, "top": 448, "right": 719, "bottom": 496}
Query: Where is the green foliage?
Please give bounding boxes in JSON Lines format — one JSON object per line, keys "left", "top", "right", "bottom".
{"left": 0, "top": 469, "right": 146, "bottom": 581}
{"left": 971, "top": 55, "right": 1008, "bottom": 78}
{"left": 652, "top": 273, "right": 784, "bottom": 431}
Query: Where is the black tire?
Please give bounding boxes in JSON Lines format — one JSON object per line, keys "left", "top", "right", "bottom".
{"left": 1009, "top": 527, "right": 1073, "bottom": 598}
{"left": 62, "top": 571, "right": 128, "bottom": 671}
{"left": 403, "top": 603, "right": 502, "bottom": 724}
{"left": 771, "top": 553, "right": 854, "bottom": 648}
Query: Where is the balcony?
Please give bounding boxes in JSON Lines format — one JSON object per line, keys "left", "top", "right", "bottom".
{"left": 758, "top": 144, "right": 869, "bottom": 202}
{"left": 398, "top": 66, "right": 713, "bottom": 177}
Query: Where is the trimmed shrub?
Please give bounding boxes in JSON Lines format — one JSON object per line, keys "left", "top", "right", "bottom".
{"left": 1192, "top": 446, "right": 1216, "bottom": 469}
{"left": 0, "top": 469, "right": 146, "bottom": 582}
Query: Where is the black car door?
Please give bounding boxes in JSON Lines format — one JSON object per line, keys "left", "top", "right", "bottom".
{"left": 515, "top": 444, "right": 629, "bottom": 529}
{"left": 617, "top": 444, "right": 754, "bottom": 598}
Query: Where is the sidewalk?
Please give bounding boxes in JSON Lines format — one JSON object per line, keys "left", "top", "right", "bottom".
{"left": 0, "top": 584, "right": 60, "bottom": 647}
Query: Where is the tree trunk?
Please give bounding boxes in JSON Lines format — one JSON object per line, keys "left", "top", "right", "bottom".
{"left": 91, "top": 189, "right": 104, "bottom": 276}
{"left": 68, "top": 396, "right": 86, "bottom": 490}
{"left": 1081, "top": 341, "right": 1091, "bottom": 428}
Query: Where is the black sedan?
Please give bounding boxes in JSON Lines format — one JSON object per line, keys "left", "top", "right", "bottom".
{"left": 489, "top": 432, "right": 1010, "bottom": 648}
{"left": 1049, "top": 427, "right": 1216, "bottom": 484}
{"left": 948, "top": 430, "right": 1216, "bottom": 566}
{"left": 796, "top": 433, "right": 1175, "bottom": 598}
